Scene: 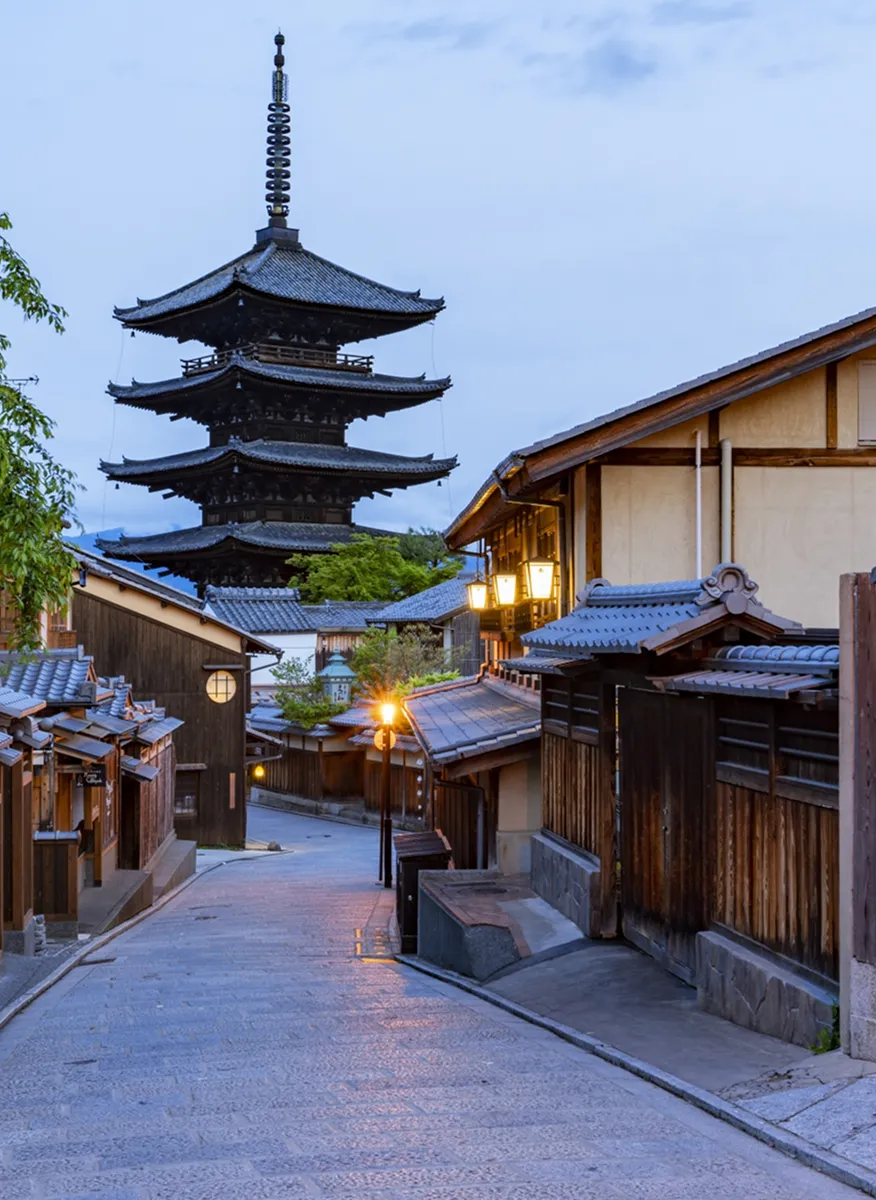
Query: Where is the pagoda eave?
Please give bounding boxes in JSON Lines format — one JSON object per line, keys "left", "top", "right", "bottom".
{"left": 114, "top": 284, "right": 443, "bottom": 349}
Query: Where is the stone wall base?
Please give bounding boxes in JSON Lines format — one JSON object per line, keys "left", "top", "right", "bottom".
{"left": 530, "top": 833, "right": 602, "bottom": 938}
{"left": 696, "top": 930, "right": 837, "bottom": 1048}
{"left": 2, "top": 915, "right": 37, "bottom": 957}
{"left": 849, "top": 958, "right": 876, "bottom": 1060}
{"left": 417, "top": 872, "right": 521, "bottom": 981}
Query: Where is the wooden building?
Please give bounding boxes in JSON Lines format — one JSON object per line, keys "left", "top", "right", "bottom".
{"left": 514, "top": 565, "right": 839, "bottom": 1047}
{"left": 98, "top": 32, "right": 454, "bottom": 592}
{"left": 369, "top": 573, "right": 484, "bottom": 678}
{"left": 446, "top": 303, "right": 876, "bottom": 634}
{"left": 70, "top": 548, "right": 276, "bottom": 848}
{"left": 404, "top": 668, "right": 542, "bottom": 873}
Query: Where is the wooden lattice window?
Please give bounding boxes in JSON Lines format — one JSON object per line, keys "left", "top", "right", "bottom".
{"left": 716, "top": 700, "right": 838, "bottom": 806}
{"left": 542, "top": 676, "right": 600, "bottom": 744}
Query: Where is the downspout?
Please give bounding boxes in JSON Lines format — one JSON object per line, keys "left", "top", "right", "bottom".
{"left": 720, "top": 438, "right": 733, "bottom": 563}
{"left": 695, "top": 430, "right": 703, "bottom": 578}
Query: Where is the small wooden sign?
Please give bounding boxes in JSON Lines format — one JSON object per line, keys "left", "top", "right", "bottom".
{"left": 373, "top": 729, "right": 397, "bottom": 752}
{"left": 81, "top": 765, "right": 106, "bottom": 788}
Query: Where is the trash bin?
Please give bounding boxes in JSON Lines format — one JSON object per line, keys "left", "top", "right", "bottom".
{"left": 394, "top": 830, "right": 452, "bottom": 954}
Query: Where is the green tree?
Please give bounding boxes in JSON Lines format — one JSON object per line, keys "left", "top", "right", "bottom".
{"left": 272, "top": 657, "right": 346, "bottom": 730}
{"left": 351, "top": 624, "right": 459, "bottom": 705}
{"left": 0, "top": 213, "right": 78, "bottom": 651}
{"left": 397, "top": 526, "right": 462, "bottom": 570}
{"left": 289, "top": 534, "right": 461, "bottom": 604}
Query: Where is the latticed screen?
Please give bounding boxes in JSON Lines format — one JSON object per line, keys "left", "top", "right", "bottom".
{"left": 205, "top": 670, "right": 237, "bottom": 704}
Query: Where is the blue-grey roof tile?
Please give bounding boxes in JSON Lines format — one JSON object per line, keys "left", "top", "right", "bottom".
{"left": 110, "top": 356, "right": 450, "bottom": 400}
{"left": 0, "top": 650, "right": 97, "bottom": 705}
{"left": 405, "top": 675, "right": 540, "bottom": 765}
{"left": 0, "top": 686, "right": 46, "bottom": 720}
{"left": 115, "top": 240, "right": 443, "bottom": 324}
{"left": 203, "top": 588, "right": 383, "bottom": 634}
{"left": 102, "top": 439, "right": 456, "bottom": 481}
{"left": 96, "top": 520, "right": 395, "bottom": 559}
{"left": 371, "top": 574, "right": 473, "bottom": 625}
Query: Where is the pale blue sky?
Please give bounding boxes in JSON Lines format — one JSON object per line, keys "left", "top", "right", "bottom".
{"left": 3, "top": 1, "right": 876, "bottom": 539}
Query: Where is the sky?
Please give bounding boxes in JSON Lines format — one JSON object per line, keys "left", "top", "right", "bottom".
{"left": 4, "top": 1, "right": 876, "bottom": 542}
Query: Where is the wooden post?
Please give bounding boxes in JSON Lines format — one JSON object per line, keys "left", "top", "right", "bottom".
{"left": 841, "top": 570, "right": 876, "bottom": 1058}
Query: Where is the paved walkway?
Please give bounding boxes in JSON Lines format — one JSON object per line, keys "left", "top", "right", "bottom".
{"left": 0, "top": 808, "right": 859, "bottom": 1199}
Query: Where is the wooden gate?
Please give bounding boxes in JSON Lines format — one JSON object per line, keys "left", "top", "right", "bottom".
{"left": 619, "top": 688, "right": 709, "bottom": 983}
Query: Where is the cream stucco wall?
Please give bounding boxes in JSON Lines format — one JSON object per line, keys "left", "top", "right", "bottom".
{"left": 496, "top": 754, "right": 541, "bottom": 875}
{"left": 734, "top": 467, "right": 876, "bottom": 627}
{"left": 635, "top": 415, "right": 710, "bottom": 448}
{"left": 601, "top": 465, "right": 720, "bottom": 585}
{"left": 719, "top": 369, "right": 826, "bottom": 447}
{"left": 573, "top": 465, "right": 589, "bottom": 597}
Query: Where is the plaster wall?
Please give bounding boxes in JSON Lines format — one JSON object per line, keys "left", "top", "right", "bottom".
{"left": 734, "top": 468, "right": 876, "bottom": 627}
{"left": 573, "top": 466, "right": 588, "bottom": 597}
{"left": 635, "top": 415, "right": 709, "bottom": 448}
{"left": 600, "top": 465, "right": 720, "bottom": 585}
{"left": 719, "top": 369, "right": 826, "bottom": 447}
{"left": 496, "top": 755, "right": 541, "bottom": 875}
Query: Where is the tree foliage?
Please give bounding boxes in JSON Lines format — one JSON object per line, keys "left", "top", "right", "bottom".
{"left": 272, "top": 657, "right": 346, "bottom": 730}
{"left": 350, "top": 624, "right": 459, "bottom": 704}
{"left": 0, "top": 213, "right": 78, "bottom": 651}
{"left": 289, "top": 534, "right": 461, "bottom": 604}
{"left": 396, "top": 526, "right": 462, "bottom": 570}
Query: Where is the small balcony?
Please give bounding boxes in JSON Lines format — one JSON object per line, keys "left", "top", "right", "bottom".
{"left": 181, "top": 342, "right": 374, "bottom": 378}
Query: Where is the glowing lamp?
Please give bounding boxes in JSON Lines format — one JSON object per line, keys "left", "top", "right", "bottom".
{"left": 252, "top": 763, "right": 266, "bottom": 781}
{"left": 493, "top": 572, "right": 517, "bottom": 607}
{"left": 525, "top": 559, "right": 557, "bottom": 601}
{"left": 466, "top": 580, "right": 488, "bottom": 611}
{"left": 379, "top": 702, "right": 396, "bottom": 727}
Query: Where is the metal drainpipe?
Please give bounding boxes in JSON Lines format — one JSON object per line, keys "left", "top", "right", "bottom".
{"left": 720, "top": 438, "right": 733, "bottom": 562}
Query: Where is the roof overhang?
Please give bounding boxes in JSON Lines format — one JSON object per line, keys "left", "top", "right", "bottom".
{"left": 445, "top": 306, "right": 876, "bottom": 548}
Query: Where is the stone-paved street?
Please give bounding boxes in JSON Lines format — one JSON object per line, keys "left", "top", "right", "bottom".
{"left": 0, "top": 809, "right": 859, "bottom": 1199}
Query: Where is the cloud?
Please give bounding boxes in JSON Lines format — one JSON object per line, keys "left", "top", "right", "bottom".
{"left": 354, "top": 15, "right": 500, "bottom": 53}
{"left": 524, "top": 36, "right": 659, "bottom": 96}
{"left": 652, "top": 0, "right": 751, "bottom": 26}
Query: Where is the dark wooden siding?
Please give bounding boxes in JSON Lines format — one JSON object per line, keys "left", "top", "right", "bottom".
{"left": 450, "top": 611, "right": 483, "bottom": 676}
{"left": 137, "top": 738, "right": 175, "bottom": 867}
{"left": 364, "top": 758, "right": 421, "bottom": 818}
{"left": 713, "top": 780, "right": 838, "bottom": 979}
{"left": 72, "top": 591, "right": 247, "bottom": 848}
{"left": 33, "top": 834, "right": 78, "bottom": 923}
{"left": 261, "top": 746, "right": 364, "bottom": 802}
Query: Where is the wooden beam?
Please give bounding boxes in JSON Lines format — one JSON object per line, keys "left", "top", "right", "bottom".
{"left": 596, "top": 447, "right": 876, "bottom": 468}
{"left": 586, "top": 465, "right": 602, "bottom": 581}
{"left": 826, "top": 362, "right": 838, "bottom": 450}
{"left": 708, "top": 409, "right": 721, "bottom": 449}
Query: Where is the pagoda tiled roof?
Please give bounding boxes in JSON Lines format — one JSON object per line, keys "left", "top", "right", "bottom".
{"left": 114, "top": 238, "right": 443, "bottom": 326}
{"left": 109, "top": 356, "right": 450, "bottom": 401}
{"left": 96, "top": 520, "right": 395, "bottom": 559}
{"left": 101, "top": 439, "right": 457, "bottom": 482}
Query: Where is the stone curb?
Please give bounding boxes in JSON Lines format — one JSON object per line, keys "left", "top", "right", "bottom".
{"left": 0, "top": 850, "right": 284, "bottom": 1036}
{"left": 397, "top": 953, "right": 876, "bottom": 1198}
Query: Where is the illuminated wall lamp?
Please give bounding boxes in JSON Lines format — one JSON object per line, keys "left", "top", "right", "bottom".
{"left": 493, "top": 573, "right": 518, "bottom": 607}
{"left": 466, "top": 579, "right": 489, "bottom": 611}
{"left": 524, "top": 559, "right": 557, "bottom": 601}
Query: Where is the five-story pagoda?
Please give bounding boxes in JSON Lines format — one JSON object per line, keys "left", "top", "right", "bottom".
{"left": 99, "top": 33, "right": 455, "bottom": 593}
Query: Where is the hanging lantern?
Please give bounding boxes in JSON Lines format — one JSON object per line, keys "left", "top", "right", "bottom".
{"left": 493, "top": 572, "right": 517, "bottom": 607}
{"left": 466, "top": 579, "right": 488, "bottom": 611}
{"left": 524, "top": 559, "right": 557, "bottom": 601}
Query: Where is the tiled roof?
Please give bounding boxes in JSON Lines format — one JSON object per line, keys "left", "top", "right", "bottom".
{"left": 132, "top": 716, "right": 184, "bottom": 746}
{"left": 102, "top": 439, "right": 456, "bottom": 482}
{"left": 404, "top": 674, "right": 540, "bottom": 766}
{"left": 110, "top": 356, "right": 450, "bottom": 400}
{"left": 114, "top": 239, "right": 443, "bottom": 324}
{"left": 0, "top": 686, "right": 46, "bottom": 720}
{"left": 203, "top": 588, "right": 385, "bottom": 633}
{"left": 97, "top": 520, "right": 394, "bottom": 560}
{"left": 712, "top": 643, "right": 839, "bottom": 668}
{"left": 658, "top": 642, "right": 840, "bottom": 700}
{"left": 522, "top": 565, "right": 801, "bottom": 658}
{"left": 204, "top": 587, "right": 309, "bottom": 632}
{"left": 371, "top": 573, "right": 473, "bottom": 625}
{"left": 121, "top": 756, "right": 161, "bottom": 782}
{"left": 53, "top": 733, "right": 115, "bottom": 763}
{"left": 0, "top": 649, "right": 99, "bottom": 706}
{"left": 327, "top": 703, "right": 377, "bottom": 728}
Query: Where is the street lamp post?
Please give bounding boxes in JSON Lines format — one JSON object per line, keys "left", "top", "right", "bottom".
{"left": 379, "top": 702, "right": 395, "bottom": 889}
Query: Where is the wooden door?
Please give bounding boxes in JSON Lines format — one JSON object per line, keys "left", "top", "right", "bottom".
{"left": 619, "top": 688, "right": 709, "bottom": 983}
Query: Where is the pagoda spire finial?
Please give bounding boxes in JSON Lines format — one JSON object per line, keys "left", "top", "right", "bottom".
{"left": 265, "top": 31, "right": 291, "bottom": 229}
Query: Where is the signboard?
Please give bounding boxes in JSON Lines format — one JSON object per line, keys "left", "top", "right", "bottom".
{"left": 373, "top": 729, "right": 397, "bottom": 752}
{"left": 81, "top": 765, "right": 106, "bottom": 788}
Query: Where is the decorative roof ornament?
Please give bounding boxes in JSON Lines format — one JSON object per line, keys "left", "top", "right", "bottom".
{"left": 696, "top": 563, "right": 761, "bottom": 615}
{"left": 266, "top": 32, "right": 291, "bottom": 229}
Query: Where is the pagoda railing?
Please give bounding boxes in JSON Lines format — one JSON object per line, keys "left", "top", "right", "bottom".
{"left": 181, "top": 342, "right": 374, "bottom": 377}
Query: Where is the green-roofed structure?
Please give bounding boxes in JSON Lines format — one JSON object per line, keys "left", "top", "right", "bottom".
{"left": 99, "top": 32, "right": 455, "bottom": 593}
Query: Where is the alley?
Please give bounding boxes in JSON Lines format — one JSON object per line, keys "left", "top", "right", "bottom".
{"left": 0, "top": 809, "right": 859, "bottom": 1199}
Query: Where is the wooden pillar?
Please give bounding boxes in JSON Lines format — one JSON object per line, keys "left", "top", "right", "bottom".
{"left": 7, "top": 759, "right": 34, "bottom": 932}
{"left": 841, "top": 570, "right": 876, "bottom": 1057}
